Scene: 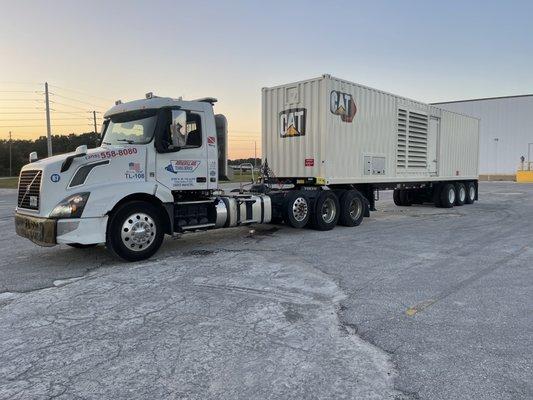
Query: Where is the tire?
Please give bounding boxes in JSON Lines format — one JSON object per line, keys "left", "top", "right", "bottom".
{"left": 106, "top": 201, "right": 165, "bottom": 262}
{"left": 393, "top": 189, "right": 402, "bottom": 206}
{"left": 283, "top": 191, "right": 310, "bottom": 228}
{"left": 310, "top": 191, "right": 339, "bottom": 231}
{"left": 455, "top": 183, "right": 466, "bottom": 206}
{"left": 67, "top": 243, "right": 98, "bottom": 249}
{"left": 465, "top": 182, "right": 476, "bottom": 204}
{"left": 399, "top": 189, "right": 412, "bottom": 206}
{"left": 439, "top": 183, "right": 456, "bottom": 208}
{"left": 338, "top": 190, "right": 365, "bottom": 227}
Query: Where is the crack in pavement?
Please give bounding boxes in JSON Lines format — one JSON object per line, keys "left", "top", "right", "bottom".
{"left": 0, "top": 249, "right": 404, "bottom": 400}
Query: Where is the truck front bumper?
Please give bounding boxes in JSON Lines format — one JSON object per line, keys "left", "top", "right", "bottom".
{"left": 15, "top": 213, "right": 108, "bottom": 246}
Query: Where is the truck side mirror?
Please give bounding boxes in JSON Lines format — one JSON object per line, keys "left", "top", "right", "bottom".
{"left": 170, "top": 110, "right": 188, "bottom": 150}
{"left": 29, "top": 152, "right": 38, "bottom": 163}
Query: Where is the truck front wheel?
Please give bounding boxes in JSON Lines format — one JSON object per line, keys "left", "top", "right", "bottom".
{"left": 106, "top": 201, "right": 164, "bottom": 262}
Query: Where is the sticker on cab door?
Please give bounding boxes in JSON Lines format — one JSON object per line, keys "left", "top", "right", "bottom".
{"left": 125, "top": 162, "right": 145, "bottom": 180}
{"left": 330, "top": 91, "right": 357, "bottom": 122}
{"left": 165, "top": 160, "right": 201, "bottom": 174}
{"left": 279, "top": 108, "right": 306, "bottom": 138}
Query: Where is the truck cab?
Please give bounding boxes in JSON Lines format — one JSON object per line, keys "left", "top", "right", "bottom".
{"left": 15, "top": 94, "right": 271, "bottom": 261}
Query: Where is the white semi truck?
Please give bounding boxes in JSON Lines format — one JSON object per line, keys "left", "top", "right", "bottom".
{"left": 15, "top": 75, "right": 479, "bottom": 261}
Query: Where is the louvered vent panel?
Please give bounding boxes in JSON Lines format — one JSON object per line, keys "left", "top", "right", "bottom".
{"left": 407, "top": 111, "right": 428, "bottom": 169}
{"left": 396, "top": 109, "right": 407, "bottom": 169}
{"left": 397, "top": 109, "right": 428, "bottom": 170}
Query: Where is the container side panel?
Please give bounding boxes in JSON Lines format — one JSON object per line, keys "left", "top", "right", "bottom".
{"left": 262, "top": 78, "right": 324, "bottom": 178}
{"left": 325, "top": 81, "right": 398, "bottom": 182}
{"left": 439, "top": 110, "right": 479, "bottom": 178}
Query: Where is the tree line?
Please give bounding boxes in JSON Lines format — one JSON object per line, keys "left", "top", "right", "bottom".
{"left": 0, "top": 132, "right": 100, "bottom": 177}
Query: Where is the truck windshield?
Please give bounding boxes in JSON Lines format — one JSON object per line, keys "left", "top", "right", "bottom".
{"left": 102, "top": 109, "right": 158, "bottom": 145}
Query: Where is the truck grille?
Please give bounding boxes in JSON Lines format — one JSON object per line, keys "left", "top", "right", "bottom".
{"left": 17, "top": 170, "right": 42, "bottom": 210}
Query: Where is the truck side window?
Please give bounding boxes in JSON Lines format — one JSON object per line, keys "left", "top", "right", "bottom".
{"left": 186, "top": 113, "right": 202, "bottom": 147}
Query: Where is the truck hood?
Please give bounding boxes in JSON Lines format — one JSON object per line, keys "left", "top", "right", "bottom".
{"left": 17, "top": 145, "right": 147, "bottom": 217}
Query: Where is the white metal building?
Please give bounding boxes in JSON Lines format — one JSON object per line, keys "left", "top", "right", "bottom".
{"left": 433, "top": 95, "right": 533, "bottom": 176}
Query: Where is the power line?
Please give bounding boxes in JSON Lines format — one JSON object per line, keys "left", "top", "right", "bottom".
{"left": 49, "top": 92, "right": 108, "bottom": 109}
{"left": 49, "top": 100, "right": 95, "bottom": 112}
{"left": 48, "top": 84, "right": 114, "bottom": 103}
{"left": 0, "top": 90, "right": 41, "bottom": 93}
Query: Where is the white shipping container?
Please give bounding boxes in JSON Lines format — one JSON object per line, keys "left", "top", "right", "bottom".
{"left": 262, "top": 75, "right": 479, "bottom": 185}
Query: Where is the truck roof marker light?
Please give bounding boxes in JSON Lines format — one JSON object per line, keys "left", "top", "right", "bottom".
{"left": 115, "top": 100, "right": 122, "bottom": 105}
{"left": 146, "top": 92, "right": 153, "bottom": 99}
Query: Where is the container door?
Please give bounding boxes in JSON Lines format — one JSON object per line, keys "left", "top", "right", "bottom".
{"left": 428, "top": 117, "right": 440, "bottom": 175}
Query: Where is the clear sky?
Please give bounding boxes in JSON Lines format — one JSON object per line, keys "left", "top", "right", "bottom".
{"left": 1, "top": 0, "right": 532, "bottom": 158}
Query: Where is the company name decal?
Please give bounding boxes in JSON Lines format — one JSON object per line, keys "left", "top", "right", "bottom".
{"left": 165, "top": 160, "right": 201, "bottom": 174}
{"left": 330, "top": 91, "right": 357, "bottom": 122}
{"left": 279, "top": 108, "right": 306, "bottom": 138}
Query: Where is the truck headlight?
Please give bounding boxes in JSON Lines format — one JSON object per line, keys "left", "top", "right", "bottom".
{"left": 50, "top": 192, "right": 90, "bottom": 219}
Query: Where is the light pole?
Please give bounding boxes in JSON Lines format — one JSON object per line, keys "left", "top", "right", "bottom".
{"left": 494, "top": 138, "right": 499, "bottom": 177}
{"left": 527, "top": 143, "right": 533, "bottom": 171}
{"left": 9, "top": 131, "right": 12, "bottom": 177}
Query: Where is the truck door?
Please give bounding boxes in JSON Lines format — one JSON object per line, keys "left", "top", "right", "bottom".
{"left": 428, "top": 116, "right": 440, "bottom": 175}
{"left": 156, "top": 110, "right": 209, "bottom": 191}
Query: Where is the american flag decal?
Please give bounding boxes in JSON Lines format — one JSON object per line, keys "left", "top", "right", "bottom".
{"left": 129, "top": 162, "right": 141, "bottom": 172}
{"left": 207, "top": 136, "right": 216, "bottom": 145}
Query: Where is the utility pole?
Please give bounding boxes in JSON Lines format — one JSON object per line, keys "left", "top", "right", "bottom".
{"left": 92, "top": 110, "right": 98, "bottom": 138}
{"left": 44, "top": 82, "right": 52, "bottom": 157}
{"left": 9, "top": 131, "right": 12, "bottom": 177}
{"left": 254, "top": 141, "right": 257, "bottom": 169}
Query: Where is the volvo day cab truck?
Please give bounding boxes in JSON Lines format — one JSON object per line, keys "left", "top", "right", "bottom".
{"left": 15, "top": 75, "right": 480, "bottom": 261}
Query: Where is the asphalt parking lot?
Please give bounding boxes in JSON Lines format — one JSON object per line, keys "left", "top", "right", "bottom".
{"left": 0, "top": 182, "right": 531, "bottom": 400}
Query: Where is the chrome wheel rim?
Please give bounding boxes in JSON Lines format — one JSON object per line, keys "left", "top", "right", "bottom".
{"left": 292, "top": 197, "right": 308, "bottom": 222}
{"left": 469, "top": 186, "right": 475, "bottom": 200}
{"left": 321, "top": 198, "right": 337, "bottom": 224}
{"left": 459, "top": 186, "right": 466, "bottom": 202}
{"left": 448, "top": 188, "right": 456, "bottom": 204}
{"left": 121, "top": 213, "right": 156, "bottom": 252}
{"left": 349, "top": 198, "right": 362, "bottom": 221}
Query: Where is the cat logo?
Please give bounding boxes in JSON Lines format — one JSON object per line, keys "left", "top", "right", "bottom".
{"left": 279, "top": 108, "right": 306, "bottom": 138}
{"left": 330, "top": 90, "right": 357, "bottom": 122}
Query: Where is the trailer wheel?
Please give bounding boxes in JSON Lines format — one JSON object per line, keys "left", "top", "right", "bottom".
{"left": 399, "top": 190, "right": 412, "bottom": 206}
{"left": 465, "top": 182, "right": 476, "bottom": 204}
{"left": 338, "top": 190, "right": 365, "bottom": 227}
{"left": 283, "top": 191, "right": 310, "bottom": 228}
{"left": 393, "top": 189, "right": 402, "bottom": 206}
{"left": 455, "top": 183, "right": 466, "bottom": 206}
{"left": 106, "top": 201, "right": 164, "bottom": 262}
{"left": 311, "top": 191, "right": 339, "bottom": 231}
{"left": 439, "top": 183, "right": 456, "bottom": 208}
